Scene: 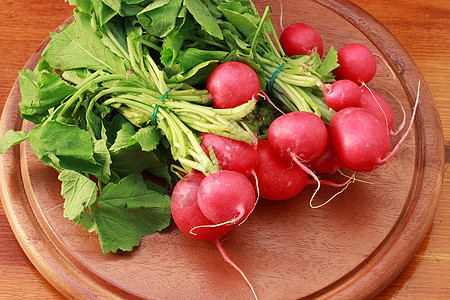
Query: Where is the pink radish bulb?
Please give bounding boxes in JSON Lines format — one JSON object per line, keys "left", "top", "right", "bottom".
{"left": 267, "top": 111, "right": 327, "bottom": 162}
{"left": 250, "top": 140, "right": 308, "bottom": 200}
{"left": 200, "top": 133, "right": 258, "bottom": 177}
{"left": 280, "top": 22, "right": 324, "bottom": 56}
{"left": 197, "top": 170, "right": 256, "bottom": 225}
{"left": 206, "top": 61, "right": 260, "bottom": 109}
{"left": 323, "top": 79, "right": 362, "bottom": 111}
{"left": 309, "top": 129, "right": 343, "bottom": 174}
{"left": 360, "top": 86, "right": 395, "bottom": 135}
{"left": 328, "top": 107, "right": 391, "bottom": 172}
{"left": 333, "top": 43, "right": 377, "bottom": 84}
{"left": 171, "top": 172, "right": 258, "bottom": 298}
{"left": 171, "top": 173, "right": 232, "bottom": 241}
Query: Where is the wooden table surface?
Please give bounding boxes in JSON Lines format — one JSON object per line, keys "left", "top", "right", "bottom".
{"left": 0, "top": 0, "right": 448, "bottom": 299}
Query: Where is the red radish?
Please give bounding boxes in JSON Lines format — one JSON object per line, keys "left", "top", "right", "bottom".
{"left": 206, "top": 61, "right": 260, "bottom": 109}
{"left": 309, "top": 130, "right": 343, "bottom": 174}
{"left": 200, "top": 133, "right": 258, "bottom": 177}
{"left": 280, "top": 22, "right": 324, "bottom": 56}
{"left": 250, "top": 140, "right": 308, "bottom": 200}
{"left": 197, "top": 170, "right": 256, "bottom": 225}
{"left": 360, "top": 86, "right": 395, "bottom": 135}
{"left": 329, "top": 79, "right": 421, "bottom": 173}
{"left": 328, "top": 107, "right": 391, "bottom": 172}
{"left": 323, "top": 79, "right": 362, "bottom": 111}
{"left": 333, "top": 43, "right": 377, "bottom": 84}
{"left": 170, "top": 173, "right": 257, "bottom": 298}
{"left": 268, "top": 111, "right": 327, "bottom": 162}
{"left": 171, "top": 173, "right": 231, "bottom": 241}
{"left": 267, "top": 111, "right": 328, "bottom": 203}
{"left": 249, "top": 140, "right": 349, "bottom": 205}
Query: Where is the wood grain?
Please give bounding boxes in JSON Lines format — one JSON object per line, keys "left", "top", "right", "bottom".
{"left": 0, "top": 0, "right": 449, "bottom": 299}
{"left": 0, "top": 2, "right": 74, "bottom": 298}
{"left": 351, "top": 1, "right": 450, "bottom": 299}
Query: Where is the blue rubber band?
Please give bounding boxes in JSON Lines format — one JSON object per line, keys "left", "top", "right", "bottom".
{"left": 268, "top": 62, "right": 286, "bottom": 94}
{"left": 160, "top": 88, "right": 172, "bottom": 100}
{"left": 151, "top": 104, "right": 160, "bottom": 124}
{"left": 151, "top": 88, "right": 172, "bottom": 124}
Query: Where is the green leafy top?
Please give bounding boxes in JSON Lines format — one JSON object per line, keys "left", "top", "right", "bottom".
{"left": 60, "top": 171, "right": 171, "bottom": 254}
{"left": 0, "top": 0, "right": 340, "bottom": 254}
{"left": 43, "top": 10, "right": 127, "bottom": 73}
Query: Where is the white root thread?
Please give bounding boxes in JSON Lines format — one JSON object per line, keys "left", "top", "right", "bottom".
{"left": 379, "top": 81, "right": 421, "bottom": 165}
{"left": 188, "top": 222, "right": 228, "bottom": 236}
{"left": 214, "top": 239, "right": 258, "bottom": 300}
{"left": 276, "top": 0, "right": 285, "bottom": 32}
{"left": 362, "top": 82, "right": 391, "bottom": 136}
{"left": 373, "top": 52, "right": 397, "bottom": 81}
{"left": 310, "top": 174, "right": 356, "bottom": 209}
{"left": 291, "top": 153, "right": 321, "bottom": 209}
{"left": 380, "top": 86, "right": 407, "bottom": 136}
{"left": 337, "top": 169, "right": 374, "bottom": 185}
{"left": 188, "top": 209, "right": 245, "bottom": 236}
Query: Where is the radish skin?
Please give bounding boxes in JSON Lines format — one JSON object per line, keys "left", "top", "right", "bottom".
{"left": 250, "top": 140, "right": 308, "bottom": 200}
{"left": 268, "top": 111, "right": 328, "bottom": 205}
{"left": 200, "top": 133, "right": 258, "bottom": 177}
{"left": 323, "top": 79, "right": 362, "bottom": 111}
{"left": 309, "top": 129, "right": 343, "bottom": 174}
{"left": 279, "top": 22, "right": 324, "bottom": 56}
{"left": 333, "top": 43, "right": 377, "bottom": 84}
{"left": 329, "top": 81, "right": 420, "bottom": 172}
{"left": 268, "top": 111, "right": 327, "bottom": 162}
{"left": 360, "top": 86, "right": 395, "bottom": 135}
{"left": 328, "top": 107, "right": 391, "bottom": 172}
{"left": 171, "top": 173, "right": 231, "bottom": 241}
{"left": 206, "top": 61, "right": 260, "bottom": 109}
{"left": 197, "top": 170, "right": 256, "bottom": 225}
{"left": 171, "top": 173, "right": 258, "bottom": 299}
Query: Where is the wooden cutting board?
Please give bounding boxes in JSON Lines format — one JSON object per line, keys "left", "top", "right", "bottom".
{"left": 0, "top": 0, "right": 444, "bottom": 299}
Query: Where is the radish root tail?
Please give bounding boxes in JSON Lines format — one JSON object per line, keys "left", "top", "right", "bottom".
{"left": 189, "top": 210, "right": 246, "bottom": 235}
{"left": 362, "top": 82, "right": 391, "bottom": 136}
{"left": 373, "top": 52, "right": 397, "bottom": 81}
{"left": 318, "top": 175, "right": 355, "bottom": 188}
{"left": 276, "top": 0, "right": 285, "bottom": 32}
{"left": 259, "top": 90, "right": 286, "bottom": 115}
{"left": 291, "top": 153, "right": 321, "bottom": 209}
{"left": 337, "top": 169, "right": 374, "bottom": 184}
{"left": 379, "top": 80, "right": 420, "bottom": 165}
{"left": 381, "top": 86, "right": 407, "bottom": 136}
{"left": 310, "top": 173, "right": 356, "bottom": 209}
{"left": 214, "top": 239, "right": 258, "bottom": 300}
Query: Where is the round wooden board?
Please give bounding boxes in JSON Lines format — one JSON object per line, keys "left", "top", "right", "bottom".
{"left": 0, "top": 0, "right": 444, "bottom": 299}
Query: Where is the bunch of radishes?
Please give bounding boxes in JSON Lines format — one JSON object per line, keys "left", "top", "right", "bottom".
{"left": 170, "top": 22, "right": 418, "bottom": 299}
